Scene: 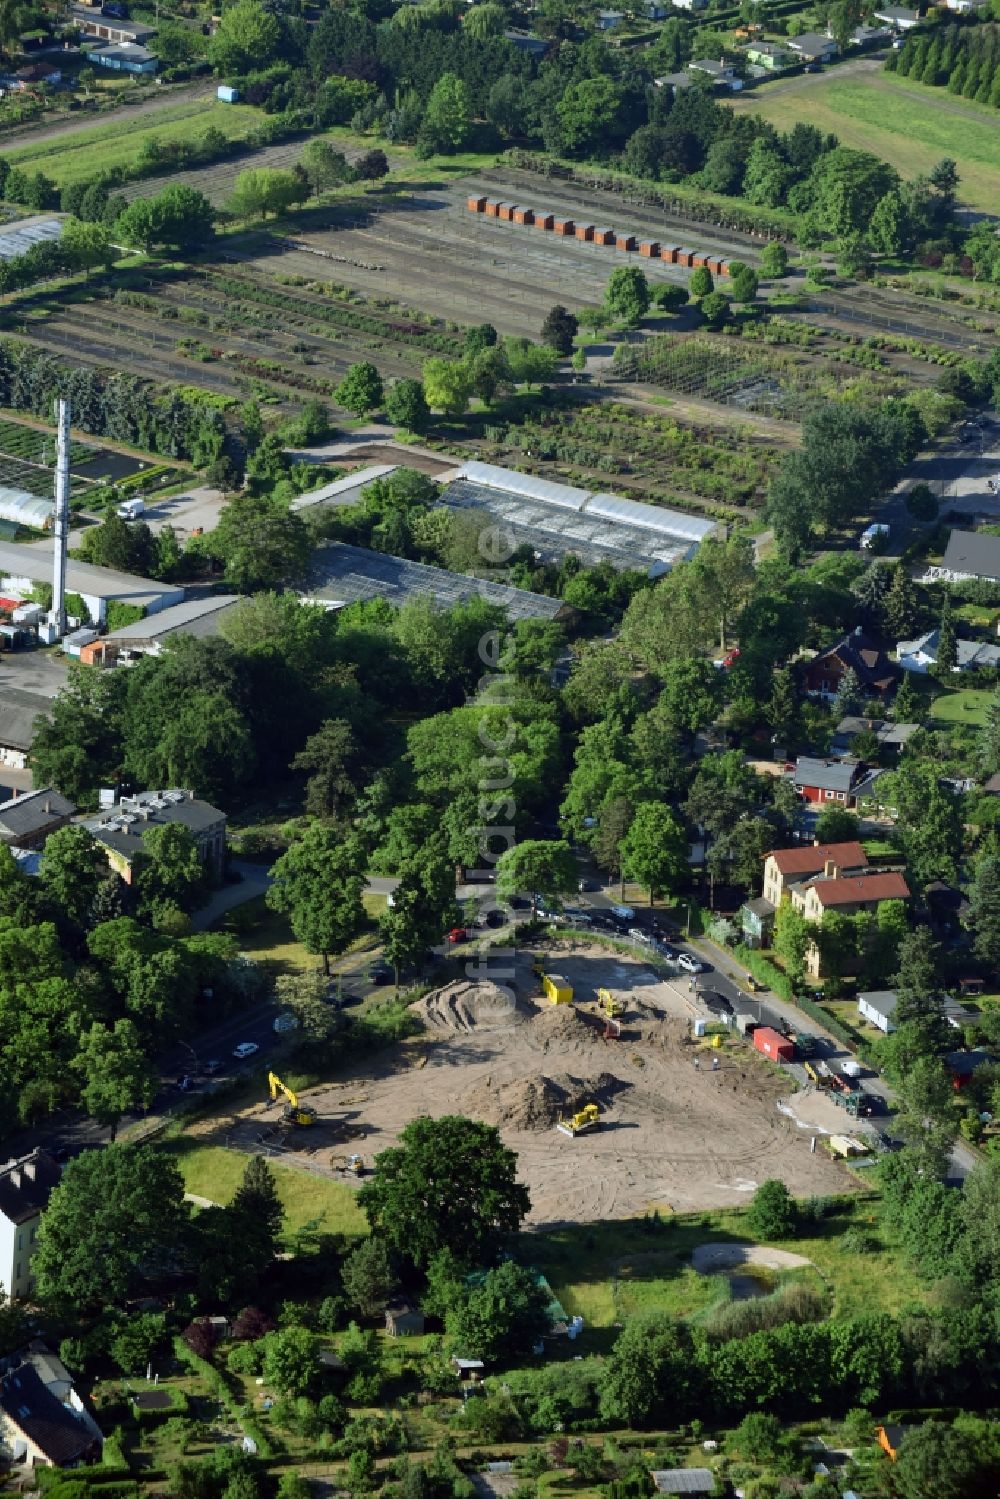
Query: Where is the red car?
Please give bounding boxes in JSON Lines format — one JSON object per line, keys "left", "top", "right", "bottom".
{"left": 446, "top": 927, "right": 468, "bottom": 943}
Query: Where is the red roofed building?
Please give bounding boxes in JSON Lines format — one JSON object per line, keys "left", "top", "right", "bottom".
{"left": 762, "top": 842, "right": 868, "bottom": 908}
{"left": 793, "top": 869, "right": 911, "bottom": 977}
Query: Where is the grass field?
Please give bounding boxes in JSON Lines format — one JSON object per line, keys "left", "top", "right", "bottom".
{"left": 7, "top": 98, "right": 265, "bottom": 186}
{"left": 732, "top": 72, "right": 1000, "bottom": 214}
{"left": 163, "top": 1139, "right": 367, "bottom": 1243}
{"left": 930, "top": 686, "right": 993, "bottom": 726}
{"left": 528, "top": 1197, "right": 933, "bottom": 1328}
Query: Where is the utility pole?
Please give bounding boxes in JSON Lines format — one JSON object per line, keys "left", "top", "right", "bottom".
{"left": 48, "top": 398, "right": 71, "bottom": 641}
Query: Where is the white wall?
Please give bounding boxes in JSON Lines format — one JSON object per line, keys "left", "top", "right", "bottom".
{"left": 0, "top": 1212, "right": 41, "bottom": 1299}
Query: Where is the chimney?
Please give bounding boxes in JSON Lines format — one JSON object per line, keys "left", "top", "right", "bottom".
{"left": 23, "top": 1160, "right": 35, "bottom": 1182}
{"left": 824, "top": 860, "right": 840, "bottom": 879}
{"left": 44, "top": 798, "right": 51, "bottom": 814}
{"left": 8, "top": 1169, "right": 20, "bottom": 1190}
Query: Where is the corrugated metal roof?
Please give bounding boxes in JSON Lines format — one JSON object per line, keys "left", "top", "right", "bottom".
{"left": 586, "top": 491, "right": 715, "bottom": 541}
{"left": 303, "top": 542, "right": 564, "bottom": 621}
{"left": 451, "top": 461, "right": 592, "bottom": 511}
{"left": 0, "top": 217, "right": 63, "bottom": 262}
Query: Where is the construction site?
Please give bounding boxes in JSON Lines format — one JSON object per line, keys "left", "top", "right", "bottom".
{"left": 194, "top": 944, "right": 855, "bottom": 1227}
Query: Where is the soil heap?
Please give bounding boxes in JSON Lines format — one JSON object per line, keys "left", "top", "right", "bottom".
{"left": 415, "top": 979, "right": 523, "bottom": 1034}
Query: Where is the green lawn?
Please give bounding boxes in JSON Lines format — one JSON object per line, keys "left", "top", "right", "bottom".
{"left": 163, "top": 1139, "right": 367, "bottom": 1243}
{"left": 8, "top": 99, "right": 265, "bottom": 187}
{"left": 731, "top": 71, "right": 1000, "bottom": 213}
{"left": 930, "top": 687, "right": 994, "bottom": 727}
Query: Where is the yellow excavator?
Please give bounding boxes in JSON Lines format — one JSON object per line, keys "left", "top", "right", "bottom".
{"left": 268, "top": 1071, "right": 317, "bottom": 1127}
{"left": 597, "top": 987, "right": 625, "bottom": 1017}
{"left": 556, "top": 1102, "right": 600, "bottom": 1137}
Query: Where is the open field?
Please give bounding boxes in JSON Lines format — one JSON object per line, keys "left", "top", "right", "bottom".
{"left": 731, "top": 71, "right": 1000, "bottom": 214}
{"left": 177, "top": 944, "right": 854, "bottom": 1230}
{"left": 6, "top": 97, "right": 266, "bottom": 187}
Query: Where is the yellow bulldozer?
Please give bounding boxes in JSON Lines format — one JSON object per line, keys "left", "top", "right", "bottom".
{"left": 268, "top": 1071, "right": 317, "bottom": 1127}
{"left": 556, "top": 1102, "right": 600, "bottom": 1137}
{"left": 597, "top": 987, "right": 625, "bottom": 1018}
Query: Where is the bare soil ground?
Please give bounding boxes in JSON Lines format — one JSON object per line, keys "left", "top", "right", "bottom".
{"left": 239, "top": 172, "right": 727, "bottom": 339}
{"left": 191, "top": 945, "right": 854, "bottom": 1227}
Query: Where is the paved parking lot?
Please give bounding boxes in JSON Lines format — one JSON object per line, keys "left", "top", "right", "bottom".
{"left": 142, "top": 484, "right": 227, "bottom": 538}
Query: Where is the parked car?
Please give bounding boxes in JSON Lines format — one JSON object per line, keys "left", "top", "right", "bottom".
{"left": 656, "top": 942, "right": 679, "bottom": 961}
{"left": 611, "top": 904, "right": 636, "bottom": 921}
{"left": 677, "top": 952, "right": 707, "bottom": 974}
{"left": 233, "top": 1042, "right": 259, "bottom": 1060}
{"left": 628, "top": 927, "right": 653, "bottom": 945}
{"left": 578, "top": 877, "right": 599, "bottom": 892}
{"left": 563, "top": 906, "right": 593, "bottom": 926}
{"left": 370, "top": 961, "right": 393, "bottom": 984}
{"left": 509, "top": 895, "right": 531, "bottom": 910}
{"left": 446, "top": 927, "right": 468, "bottom": 944}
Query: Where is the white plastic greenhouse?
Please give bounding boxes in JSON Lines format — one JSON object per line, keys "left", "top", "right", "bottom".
{"left": 0, "top": 486, "right": 52, "bottom": 531}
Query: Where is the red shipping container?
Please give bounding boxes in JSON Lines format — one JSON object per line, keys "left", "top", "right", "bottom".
{"left": 640, "top": 241, "right": 661, "bottom": 258}
{"left": 575, "top": 224, "right": 595, "bottom": 241}
{"left": 753, "top": 1027, "right": 794, "bottom": 1062}
{"left": 466, "top": 195, "right": 487, "bottom": 213}
{"left": 535, "top": 212, "right": 555, "bottom": 230}
{"left": 615, "top": 233, "right": 637, "bottom": 251}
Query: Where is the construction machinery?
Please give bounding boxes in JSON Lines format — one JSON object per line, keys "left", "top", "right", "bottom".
{"left": 267, "top": 1071, "right": 317, "bottom": 1127}
{"left": 345, "top": 1153, "right": 364, "bottom": 1176}
{"left": 556, "top": 1102, "right": 600, "bottom": 1137}
{"left": 597, "top": 987, "right": 625, "bottom": 1017}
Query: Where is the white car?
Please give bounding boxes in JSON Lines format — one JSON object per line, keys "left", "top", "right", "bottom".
{"left": 677, "top": 952, "right": 706, "bottom": 974}
{"left": 233, "top": 1041, "right": 259, "bottom": 1059}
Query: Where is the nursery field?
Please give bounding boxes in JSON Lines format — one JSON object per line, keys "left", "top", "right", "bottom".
{"left": 0, "top": 412, "right": 163, "bottom": 501}
{"left": 470, "top": 399, "right": 784, "bottom": 519}
{"left": 729, "top": 72, "right": 1000, "bottom": 215}
{"left": 13, "top": 257, "right": 469, "bottom": 407}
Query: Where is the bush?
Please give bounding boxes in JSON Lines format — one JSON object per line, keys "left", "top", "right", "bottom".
{"left": 746, "top": 1179, "right": 796, "bottom": 1240}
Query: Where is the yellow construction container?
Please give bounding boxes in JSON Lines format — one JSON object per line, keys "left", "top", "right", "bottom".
{"left": 542, "top": 973, "right": 573, "bottom": 1005}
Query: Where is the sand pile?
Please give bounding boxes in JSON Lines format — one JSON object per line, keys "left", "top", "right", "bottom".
{"left": 415, "top": 979, "right": 522, "bottom": 1034}
{"left": 464, "top": 1070, "right": 624, "bottom": 1130}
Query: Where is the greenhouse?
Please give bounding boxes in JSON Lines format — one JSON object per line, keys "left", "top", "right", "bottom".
{"left": 0, "top": 485, "right": 52, "bottom": 531}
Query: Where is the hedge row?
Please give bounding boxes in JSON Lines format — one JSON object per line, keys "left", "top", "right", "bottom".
{"left": 173, "top": 1336, "right": 275, "bottom": 1458}
{"left": 735, "top": 945, "right": 795, "bottom": 1002}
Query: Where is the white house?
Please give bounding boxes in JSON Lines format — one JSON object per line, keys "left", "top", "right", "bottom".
{"left": 0, "top": 1353, "right": 102, "bottom": 1468}
{"left": 858, "top": 988, "right": 978, "bottom": 1034}
{"left": 896, "top": 628, "right": 1000, "bottom": 674}
{"left": 0, "top": 1151, "right": 61, "bottom": 1302}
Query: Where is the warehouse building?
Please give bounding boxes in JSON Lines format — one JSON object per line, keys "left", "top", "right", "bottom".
{"left": 291, "top": 465, "right": 398, "bottom": 512}
{"left": 0, "top": 688, "right": 51, "bottom": 769}
{"left": 301, "top": 542, "right": 567, "bottom": 621}
{"left": 0, "top": 541, "right": 183, "bottom": 624}
{"left": 438, "top": 462, "right": 715, "bottom": 573}
{"left": 80, "top": 594, "right": 240, "bottom": 667}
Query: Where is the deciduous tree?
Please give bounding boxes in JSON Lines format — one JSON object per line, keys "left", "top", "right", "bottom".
{"left": 358, "top": 1115, "right": 530, "bottom": 1267}
{"left": 267, "top": 826, "right": 367, "bottom": 973}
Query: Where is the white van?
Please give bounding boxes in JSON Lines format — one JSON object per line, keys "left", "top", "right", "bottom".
{"left": 116, "top": 497, "right": 146, "bottom": 520}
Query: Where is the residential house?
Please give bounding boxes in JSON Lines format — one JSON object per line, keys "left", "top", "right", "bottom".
{"left": 688, "top": 57, "right": 738, "bottom": 83}
{"left": 924, "top": 879, "right": 971, "bottom": 939}
{"left": 938, "top": 529, "right": 1000, "bottom": 584}
{"left": 848, "top": 22, "right": 893, "bottom": 43}
{"left": 872, "top": 4, "right": 922, "bottom": 27}
{"left": 786, "top": 31, "right": 839, "bottom": 60}
{"left": 83, "top": 788, "right": 227, "bottom": 883}
{"left": 0, "top": 1362, "right": 101, "bottom": 1468}
{"left": 0, "top": 788, "right": 75, "bottom": 850}
{"left": 650, "top": 1472, "right": 716, "bottom": 1495}
{"left": 803, "top": 627, "right": 899, "bottom": 701}
{"left": 384, "top": 1301, "right": 425, "bottom": 1336}
{"left": 946, "top": 1048, "right": 993, "bottom": 1088}
{"left": 89, "top": 43, "right": 159, "bottom": 73}
{"left": 669, "top": 0, "right": 708, "bottom": 11}
{"left": 762, "top": 841, "right": 869, "bottom": 908}
{"left": 638, "top": 0, "right": 668, "bottom": 16}
{"left": 0, "top": 1150, "right": 61, "bottom": 1301}
{"left": 858, "top": 988, "right": 977, "bottom": 1034}
{"left": 742, "top": 840, "right": 869, "bottom": 946}
{"left": 831, "top": 716, "right": 918, "bottom": 759}
{"left": 655, "top": 69, "right": 695, "bottom": 86}
{"left": 896, "top": 627, "right": 1000, "bottom": 674}
{"left": 792, "top": 756, "right": 882, "bottom": 808}
{"left": 450, "top": 1357, "right": 484, "bottom": 1380}
{"left": 794, "top": 870, "right": 911, "bottom": 976}
{"left": 746, "top": 42, "right": 793, "bottom": 67}
{"left": 596, "top": 9, "right": 624, "bottom": 26}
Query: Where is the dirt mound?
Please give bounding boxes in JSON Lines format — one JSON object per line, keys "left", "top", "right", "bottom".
{"left": 531, "top": 1003, "right": 598, "bottom": 1043}
{"left": 464, "top": 1070, "right": 624, "bottom": 1130}
{"left": 415, "top": 979, "right": 522, "bottom": 1034}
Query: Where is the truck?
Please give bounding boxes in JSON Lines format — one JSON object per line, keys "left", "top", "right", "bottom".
{"left": 116, "top": 497, "right": 145, "bottom": 520}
